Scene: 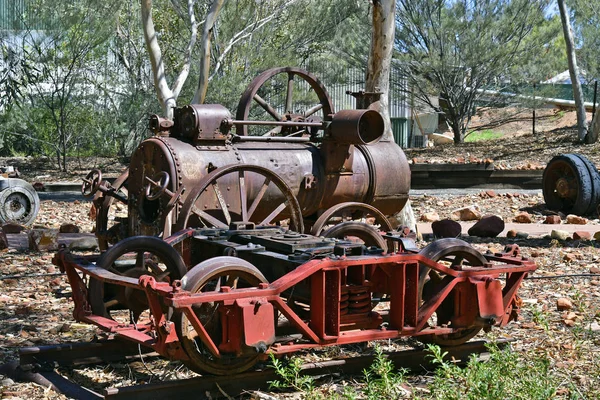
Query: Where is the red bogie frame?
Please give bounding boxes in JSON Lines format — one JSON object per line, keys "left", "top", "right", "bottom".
{"left": 53, "top": 229, "right": 535, "bottom": 374}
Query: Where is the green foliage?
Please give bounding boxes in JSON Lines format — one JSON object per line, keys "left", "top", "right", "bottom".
{"left": 571, "top": 0, "right": 600, "bottom": 82}
{"left": 464, "top": 130, "right": 503, "bottom": 142}
{"left": 426, "top": 343, "right": 557, "bottom": 400}
{"left": 268, "top": 353, "right": 318, "bottom": 396}
{"left": 363, "top": 345, "right": 408, "bottom": 399}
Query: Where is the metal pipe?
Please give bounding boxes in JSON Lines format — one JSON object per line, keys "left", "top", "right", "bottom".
{"left": 230, "top": 135, "right": 311, "bottom": 143}
{"left": 229, "top": 119, "right": 326, "bottom": 127}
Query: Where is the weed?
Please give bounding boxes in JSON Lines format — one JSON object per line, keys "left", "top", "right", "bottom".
{"left": 363, "top": 344, "right": 409, "bottom": 399}
{"left": 426, "top": 342, "right": 557, "bottom": 399}
{"left": 531, "top": 306, "right": 551, "bottom": 332}
{"left": 268, "top": 353, "right": 317, "bottom": 396}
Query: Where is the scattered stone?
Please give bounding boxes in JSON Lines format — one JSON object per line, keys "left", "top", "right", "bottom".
{"left": 544, "top": 215, "right": 561, "bottom": 224}
{"left": 420, "top": 212, "right": 440, "bottom": 222}
{"left": 432, "top": 219, "right": 462, "bottom": 238}
{"left": 0, "top": 229, "right": 7, "bottom": 250}
{"left": 556, "top": 297, "right": 573, "bottom": 311}
{"left": 451, "top": 205, "right": 481, "bottom": 221}
{"left": 1, "top": 378, "right": 15, "bottom": 386}
{"left": 563, "top": 253, "right": 577, "bottom": 263}
{"left": 506, "top": 229, "right": 517, "bottom": 238}
{"left": 587, "top": 322, "right": 600, "bottom": 332}
{"left": 68, "top": 237, "right": 99, "bottom": 251}
{"left": 566, "top": 214, "right": 588, "bottom": 225}
{"left": 573, "top": 231, "right": 592, "bottom": 241}
{"left": 485, "top": 190, "right": 497, "bottom": 198}
{"left": 516, "top": 232, "right": 529, "bottom": 239}
{"left": 513, "top": 212, "right": 532, "bottom": 223}
{"left": 468, "top": 215, "right": 504, "bottom": 237}
{"left": 563, "top": 319, "right": 576, "bottom": 327}
{"left": 59, "top": 223, "right": 80, "bottom": 234}
{"left": 594, "top": 232, "right": 600, "bottom": 241}
{"left": 590, "top": 266, "right": 600, "bottom": 274}
{"left": 28, "top": 229, "right": 59, "bottom": 252}
{"left": 45, "top": 265, "right": 56, "bottom": 274}
{"left": 1, "top": 223, "right": 26, "bottom": 234}
{"left": 32, "top": 182, "right": 45, "bottom": 192}
{"left": 551, "top": 230, "right": 571, "bottom": 241}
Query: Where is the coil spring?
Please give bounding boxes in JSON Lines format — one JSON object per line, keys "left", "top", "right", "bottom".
{"left": 341, "top": 285, "right": 371, "bottom": 315}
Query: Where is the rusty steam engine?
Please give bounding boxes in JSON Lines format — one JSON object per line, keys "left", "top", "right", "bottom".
{"left": 53, "top": 67, "right": 535, "bottom": 376}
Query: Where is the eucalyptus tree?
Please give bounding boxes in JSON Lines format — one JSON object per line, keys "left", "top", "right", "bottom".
{"left": 395, "top": 0, "right": 555, "bottom": 143}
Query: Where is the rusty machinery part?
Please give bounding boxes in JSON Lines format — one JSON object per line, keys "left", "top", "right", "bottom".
{"left": 82, "top": 169, "right": 103, "bottom": 198}
{"left": 0, "top": 178, "right": 40, "bottom": 226}
{"left": 145, "top": 171, "right": 170, "bottom": 201}
{"left": 175, "top": 257, "right": 268, "bottom": 375}
{"left": 417, "top": 238, "right": 487, "bottom": 346}
{"left": 543, "top": 154, "right": 600, "bottom": 216}
{"left": 235, "top": 67, "right": 334, "bottom": 137}
{"left": 175, "top": 164, "right": 304, "bottom": 233}
{"left": 310, "top": 201, "right": 393, "bottom": 237}
{"left": 320, "top": 222, "right": 388, "bottom": 253}
{"left": 94, "top": 170, "right": 129, "bottom": 251}
{"left": 88, "top": 236, "right": 187, "bottom": 320}
{"left": 329, "top": 109, "right": 384, "bottom": 145}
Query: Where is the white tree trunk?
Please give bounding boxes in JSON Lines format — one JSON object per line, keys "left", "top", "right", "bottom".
{"left": 141, "top": 0, "right": 176, "bottom": 118}
{"left": 558, "top": 0, "right": 588, "bottom": 142}
{"left": 193, "top": 0, "right": 225, "bottom": 104}
{"left": 365, "top": 0, "right": 395, "bottom": 142}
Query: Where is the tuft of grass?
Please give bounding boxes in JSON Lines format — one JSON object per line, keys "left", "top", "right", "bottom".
{"left": 465, "top": 129, "right": 503, "bottom": 142}
{"left": 426, "top": 342, "right": 557, "bottom": 400}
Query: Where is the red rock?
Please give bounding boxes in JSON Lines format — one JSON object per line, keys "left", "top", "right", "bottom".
{"left": 451, "top": 205, "right": 482, "bottom": 221}
{"left": 590, "top": 266, "right": 600, "bottom": 274}
{"left": 28, "top": 229, "right": 59, "bottom": 252}
{"left": 59, "top": 223, "right": 80, "bottom": 234}
{"left": 1, "top": 223, "right": 26, "bottom": 234}
{"left": 456, "top": 157, "right": 465, "bottom": 164}
{"left": 485, "top": 190, "right": 497, "bottom": 198}
{"left": 544, "top": 215, "right": 561, "bottom": 224}
{"left": 513, "top": 212, "right": 532, "bottom": 223}
{"left": 506, "top": 230, "right": 518, "bottom": 238}
{"left": 557, "top": 297, "right": 573, "bottom": 311}
{"left": 432, "top": 219, "right": 462, "bottom": 238}
{"left": 563, "top": 253, "right": 577, "bottom": 262}
{"left": 573, "top": 231, "right": 592, "bottom": 241}
{"left": 468, "top": 215, "right": 505, "bottom": 238}
{"left": 420, "top": 212, "right": 440, "bottom": 222}
{"left": 32, "top": 182, "right": 45, "bottom": 192}
{"left": 566, "top": 214, "right": 587, "bottom": 225}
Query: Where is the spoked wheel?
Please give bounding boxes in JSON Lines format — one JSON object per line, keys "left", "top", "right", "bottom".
{"left": 88, "top": 236, "right": 186, "bottom": 320}
{"left": 235, "top": 67, "right": 334, "bottom": 137}
{"left": 174, "top": 164, "right": 304, "bottom": 233}
{"left": 320, "top": 221, "right": 388, "bottom": 252}
{"left": 0, "top": 179, "right": 40, "bottom": 226}
{"left": 542, "top": 154, "right": 600, "bottom": 215}
{"left": 417, "top": 238, "right": 487, "bottom": 346}
{"left": 310, "top": 202, "right": 393, "bottom": 236}
{"left": 94, "top": 170, "right": 129, "bottom": 251}
{"left": 175, "top": 257, "right": 268, "bottom": 375}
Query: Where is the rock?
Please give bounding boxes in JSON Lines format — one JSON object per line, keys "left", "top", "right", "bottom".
{"left": 513, "top": 212, "right": 532, "bottom": 223}
{"left": 587, "top": 322, "right": 600, "bottom": 332}
{"left": 551, "top": 230, "right": 571, "bottom": 241}
{"left": 432, "top": 219, "right": 462, "bottom": 238}
{"left": 485, "top": 190, "right": 497, "bottom": 198}
{"left": 28, "top": 229, "right": 59, "bottom": 252}
{"left": 68, "top": 237, "right": 99, "bottom": 251}
{"left": 544, "top": 215, "right": 561, "bottom": 224}
{"left": 32, "top": 182, "right": 45, "bottom": 192}
{"left": 0, "top": 229, "right": 7, "bottom": 250}
{"left": 595, "top": 232, "right": 600, "bottom": 241}
{"left": 556, "top": 297, "right": 573, "bottom": 311}
{"left": 468, "top": 215, "right": 504, "bottom": 237}
{"left": 566, "top": 214, "right": 588, "bottom": 225}
{"left": 563, "top": 319, "right": 576, "bottom": 327}
{"left": 1, "top": 223, "right": 26, "bottom": 234}
{"left": 573, "top": 231, "right": 592, "bottom": 241}
{"left": 506, "top": 229, "right": 517, "bottom": 238}
{"left": 451, "top": 205, "right": 481, "bottom": 221}
{"left": 563, "top": 253, "right": 577, "bottom": 262}
{"left": 420, "top": 212, "right": 440, "bottom": 222}
{"left": 1, "top": 378, "right": 15, "bottom": 386}
{"left": 590, "top": 266, "right": 600, "bottom": 274}
{"left": 516, "top": 232, "right": 529, "bottom": 239}
{"left": 59, "top": 223, "right": 80, "bottom": 234}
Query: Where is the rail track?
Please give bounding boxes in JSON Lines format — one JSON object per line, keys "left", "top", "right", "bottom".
{"left": 1, "top": 338, "right": 511, "bottom": 399}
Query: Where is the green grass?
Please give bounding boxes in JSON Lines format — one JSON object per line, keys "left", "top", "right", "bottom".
{"left": 465, "top": 129, "right": 503, "bottom": 142}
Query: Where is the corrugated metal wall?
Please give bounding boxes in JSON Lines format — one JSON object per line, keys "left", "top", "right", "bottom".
{"left": 0, "top": 0, "right": 47, "bottom": 30}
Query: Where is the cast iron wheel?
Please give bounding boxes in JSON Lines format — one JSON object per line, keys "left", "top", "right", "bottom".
{"left": 94, "top": 170, "right": 129, "bottom": 251}
{"left": 320, "top": 221, "right": 388, "bottom": 252}
{"left": 88, "top": 236, "right": 187, "bottom": 320}
{"left": 235, "top": 67, "right": 334, "bottom": 137}
{"left": 543, "top": 154, "right": 597, "bottom": 215}
{"left": 175, "top": 257, "right": 268, "bottom": 375}
{"left": 174, "top": 164, "right": 304, "bottom": 233}
{"left": 310, "top": 202, "right": 393, "bottom": 237}
{"left": 417, "top": 238, "right": 487, "bottom": 346}
{"left": 0, "top": 179, "right": 40, "bottom": 226}
{"left": 573, "top": 154, "right": 600, "bottom": 215}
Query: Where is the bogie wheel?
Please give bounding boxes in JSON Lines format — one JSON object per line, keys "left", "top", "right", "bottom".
{"left": 0, "top": 179, "right": 40, "bottom": 226}
{"left": 175, "top": 257, "right": 268, "bottom": 375}
{"left": 543, "top": 154, "right": 600, "bottom": 215}
{"left": 310, "top": 202, "right": 393, "bottom": 237}
{"left": 174, "top": 164, "right": 304, "bottom": 233}
{"left": 321, "top": 221, "right": 388, "bottom": 252}
{"left": 236, "top": 67, "right": 334, "bottom": 137}
{"left": 417, "top": 238, "right": 487, "bottom": 346}
{"left": 94, "top": 170, "right": 129, "bottom": 251}
{"left": 88, "top": 236, "right": 187, "bottom": 320}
